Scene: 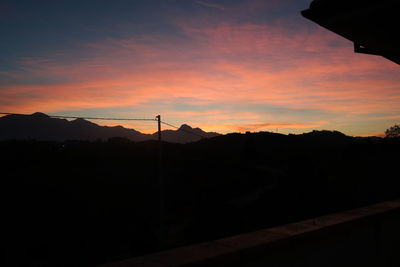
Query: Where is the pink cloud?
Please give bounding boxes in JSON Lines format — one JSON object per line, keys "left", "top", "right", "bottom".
{"left": 1, "top": 20, "right": 400, "bottom": 135}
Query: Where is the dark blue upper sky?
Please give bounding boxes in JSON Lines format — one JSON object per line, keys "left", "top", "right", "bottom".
{"left": 1, "top": 0, "right": 309, "bottom": 66}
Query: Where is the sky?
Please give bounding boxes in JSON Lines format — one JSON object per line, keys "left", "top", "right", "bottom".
{"left": 1, "top": 0, "right": 399, "bottom": 135}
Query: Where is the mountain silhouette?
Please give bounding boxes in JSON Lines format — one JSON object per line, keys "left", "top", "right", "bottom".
{"left": 0, "top": 113, "right": 220, "bottom": 143}
{"left": 1, "top": 117, "right": 397, "bottom": 266}
{"left": 154, "top": 123, "right": 219, "bottom": 143}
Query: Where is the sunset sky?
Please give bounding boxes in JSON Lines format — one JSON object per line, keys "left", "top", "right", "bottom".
{"left": 1, "top": 0, "right": 399, "bottom": 135}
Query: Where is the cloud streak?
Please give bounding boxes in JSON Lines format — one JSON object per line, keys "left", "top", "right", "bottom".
{"left": 225, "top": 122, "right": 325, "bottom": 133}
{"left": 1, "top": 1, "right": 400, "bottom": 136}
{"left": 196, "top": 1, "right": 227, "bottom": 11}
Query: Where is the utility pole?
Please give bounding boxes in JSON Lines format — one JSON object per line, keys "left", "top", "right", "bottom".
{"left": 156, "top": 115, "right": 164, "bottom": 248}
{"left": 157, "top": 115, "right": 161, "bottom": 142}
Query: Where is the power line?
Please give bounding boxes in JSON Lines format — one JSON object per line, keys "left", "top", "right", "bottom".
{"left": 1, "top": 112, "right": 208, "bottom": 139}
{"left": 50, "top": 115, "right": 156, "bottom": 121}
{"left": 161, "top": 121, "right": 206, "bottom": 139}
{"left": 0, "top": 112, "right": 156, "bottom": 121}
{"left": 160, "top": 121, "right": 179, "bottom": 129}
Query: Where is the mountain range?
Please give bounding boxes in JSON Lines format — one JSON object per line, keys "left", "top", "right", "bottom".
{"left": 0, "top": 112, "right": 220, "bottom": 143}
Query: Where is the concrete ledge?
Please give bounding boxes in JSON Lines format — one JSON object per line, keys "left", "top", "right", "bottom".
{"left": 99, "top": 200, "right": 400, "bottom": 267}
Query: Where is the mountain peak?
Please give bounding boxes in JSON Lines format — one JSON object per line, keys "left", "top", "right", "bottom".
{"left": 31, "top": 112, "right": 50, "bottom": 118}
{"left": 71, "top": 118, "right": 96, "bottom": 126}
{"left": 0, "top": 113, "right": 220, "bottom": 143}
{"left": 179, "top": 124, "right": 193, "bottom": 131}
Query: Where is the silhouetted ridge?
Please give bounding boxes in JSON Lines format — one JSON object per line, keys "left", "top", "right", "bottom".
{"left": 303, "top": 130, "right": 346, "bottom": 137}
{"left": 179, "top": 124, "right": 193, "bottom": 131}
{"left": 1, "top": 121, "right": 398, "bottom": 267}
{"left": 0, "top": 113, "right": 220, "bottom": 143}
{"left": 70, "top": 118, "right": 97, "bottom": 126}
{"left": 31, "top": 112, "right": 50, "bottom": 118}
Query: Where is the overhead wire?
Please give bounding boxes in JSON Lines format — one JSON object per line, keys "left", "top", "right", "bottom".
{"left": 161, "top": 121, "right": 206, "bottom": 139}
{"left": 0, "top": 112, "right": 209, "bottom": 140}
{"left": 0, "top": 112, "right": 156, "bottom": 121}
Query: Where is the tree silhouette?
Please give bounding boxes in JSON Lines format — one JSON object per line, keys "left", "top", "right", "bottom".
{"left": 385, "top": 124, "right": 400, "bottom": 138}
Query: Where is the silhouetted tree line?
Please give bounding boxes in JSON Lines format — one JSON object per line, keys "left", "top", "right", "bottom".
{"left": 1, "top": 131, "right": 399, "bottom": 266}
{"left": 385, "top": 124, "right": 400, "bottom": 138}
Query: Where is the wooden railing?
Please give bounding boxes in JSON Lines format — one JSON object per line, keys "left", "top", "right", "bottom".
{"left": 99, "top": 199, "right": 400, "bottom": 267}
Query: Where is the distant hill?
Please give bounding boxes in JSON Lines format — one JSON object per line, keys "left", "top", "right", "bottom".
{"left": 0, "top": 118, "right": 395, "bottom": 266}
{"left": 0, "top": 112, "right": 220, "bottom": 143}
{"left": 153, "top": 124, "right": 219, "bottom": 143}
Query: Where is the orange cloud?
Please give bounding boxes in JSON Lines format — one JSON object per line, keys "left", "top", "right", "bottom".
{"left": 357, "top": 132, "right": 385, "bottom": 138}
{"left": 189, "top": 121, "right": 326, "bottom": 134}
{"left": 1, "top": 20, "right": 399, "bottom": 136}
{"left": 225, "top": 122, "right": 324, "bottom": 133}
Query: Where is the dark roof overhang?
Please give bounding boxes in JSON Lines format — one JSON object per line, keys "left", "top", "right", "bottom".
{"left": 301, "top": 0, "right": 400, "bottom": 65}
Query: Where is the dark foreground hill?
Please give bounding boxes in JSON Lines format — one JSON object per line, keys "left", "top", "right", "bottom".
{"left": 0, "top": 112, "right": 219, "bottom": 143}
{"left": 1, "top": 131, "right": 399, "bottom": 266}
